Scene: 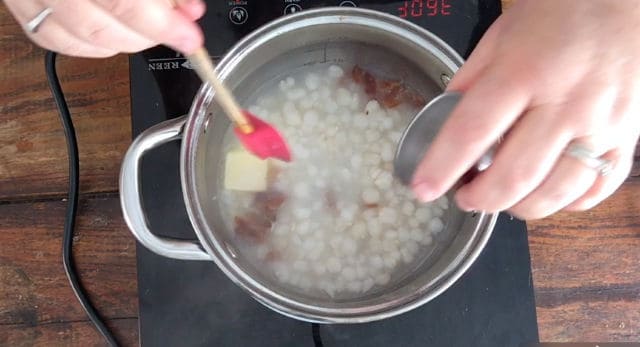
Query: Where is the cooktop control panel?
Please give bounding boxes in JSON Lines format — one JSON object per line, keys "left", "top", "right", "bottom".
{"left": 201, "top": 1, "right": 500, "bottom": 58}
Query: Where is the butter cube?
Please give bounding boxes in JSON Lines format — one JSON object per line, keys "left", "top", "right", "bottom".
{"left": 224, "top": 149, "right": 269, "bottom": 191}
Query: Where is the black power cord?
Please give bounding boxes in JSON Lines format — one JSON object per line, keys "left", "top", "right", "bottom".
{"left": 45, "top": 51, "right": 119, "bottom": 347}
{"left": 312, "top": 323, "right": 324, "bottom": 347}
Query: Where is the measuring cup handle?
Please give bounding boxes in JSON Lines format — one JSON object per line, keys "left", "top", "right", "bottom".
{"left": 119, "top": 116, "right": 211, "bottom": 261}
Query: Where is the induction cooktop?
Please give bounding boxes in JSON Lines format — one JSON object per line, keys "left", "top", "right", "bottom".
{"left": 128, "top": 1, "right": 539, "bottom": 346}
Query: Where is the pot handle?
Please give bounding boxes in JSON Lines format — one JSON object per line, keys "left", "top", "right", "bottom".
{"left": 119, "top": 116, "right": 212, "bottom": 261}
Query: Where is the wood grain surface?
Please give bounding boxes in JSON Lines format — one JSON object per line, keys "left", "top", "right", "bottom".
{"left": 0, "top": 198, "right": 138, "bottom": 346}
{"left": 1, "top": 1, "right": 640, "bottom": 346}
{"left": 529, "top": 179, "right": 640, "bottom": 342}
{"left": 0, "top": 10, "right": 130, "bottom": 202}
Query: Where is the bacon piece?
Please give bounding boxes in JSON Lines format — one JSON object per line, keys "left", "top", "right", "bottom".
{"left": 253, "top": 190, "right": 286, "bottom": 221}
{"left": 364, "top": 72, "right": 377, "bottom": 96}
{"left": 265, "top": 250, "right": 281, "bottom": 262}
{"left": 405, "top": 90, "right": 427, "bottom": 108}
{"left": 267, "top": 164, "right": 282, "bottom": 186}
{"left": 234, "top": 213, "right": 271, "bottom": 243}
{"left": 324, "top": 190, "right": 337, "bottom": 211}
{"left": 234, "top": 190, "right": 287, "bottom": 243}
{"left": 352, "top": 65, "right": 366, "bottom": 84}
{"left": 352, "top": 66, "right": 377, "bottom": 96}
{"left": 351, "top": 65, "right": 426, "bottom": 109}
{"left": 378, "top": 80, "right": 404, "bottom": 108}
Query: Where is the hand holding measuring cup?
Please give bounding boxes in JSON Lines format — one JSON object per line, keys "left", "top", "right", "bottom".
{"left": 411, "top": 0, "right": 640, "bottom": 219}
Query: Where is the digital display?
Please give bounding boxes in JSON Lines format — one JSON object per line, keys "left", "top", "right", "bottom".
{"left": 397, "top": 0, "right": 452, "bottom": 18}
{"left": 141, "top": 0, "right": 501, "bottom": 72}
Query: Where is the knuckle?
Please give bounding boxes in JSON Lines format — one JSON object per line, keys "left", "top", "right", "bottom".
{"left": 559, "top": 93, "right": 623, "bottom": 137}
{"left": 94, "top": 0, "right": 135, "bottom": 19}
{"left": 609, "top": 95, "right": 638, "bottom": 131}
{"left": 81, "top": 21, "right": 152, "bottom": 53}
{"left": 444, "top": 117, "right": 493, "bottom": 149}
{"left": 559, "top": 107, "right": 596, "bottom": 136}
{"left": 610, "top": 102, "right": 630, "bottom": 128}
{"left": 491, "top": 60, "right": 535, "bottom": 95}
{"left": 85, "top": 23, "right": 112, "bottom": 45}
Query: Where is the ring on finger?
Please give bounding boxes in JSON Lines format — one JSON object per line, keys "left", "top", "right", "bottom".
{"left": 25, "top": 7, "right": 54, "bottom": 34}
{"left": 564, "top": 143, "right": 614, "bottom": 176}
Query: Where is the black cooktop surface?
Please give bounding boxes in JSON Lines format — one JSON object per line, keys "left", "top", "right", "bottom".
{"left": 129, "top": 1, "right": 539, "bottom": 346}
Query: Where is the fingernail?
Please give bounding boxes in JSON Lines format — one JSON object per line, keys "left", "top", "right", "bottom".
{"left": 184, "top": 0, "right": 206, "bottom": 10}
{"left": 412, "top": 182, "right": 437, "bottom": 202}
{"left": 176, "top": 0, "right": 202, "bottom": 5}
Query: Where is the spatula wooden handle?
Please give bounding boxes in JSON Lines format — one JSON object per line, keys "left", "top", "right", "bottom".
{"left": 187, "top": 47, "right": 254, "bottom": 134}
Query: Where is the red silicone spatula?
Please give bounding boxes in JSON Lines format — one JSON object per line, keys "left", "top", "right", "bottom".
{"left": 187, "top": 47, "right": 291, "bottom": 162}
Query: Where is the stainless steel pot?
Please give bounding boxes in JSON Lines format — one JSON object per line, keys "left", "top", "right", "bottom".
{"left": 120, "top": 8, "right": 498, "bottom": 323}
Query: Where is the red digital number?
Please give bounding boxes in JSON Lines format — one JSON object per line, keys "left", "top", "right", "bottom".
{"left": 441, "top": 0, "right": 451, "bottom": 15}
{"left": 398, "top": 1, "right": 408, "bottom": 18}
{"left": 398, "top": 0, "right": 452, "bottom": 18}
{"left": 426, "top": 0, "right": 438, "bottom": 16}
{"left": 410, "top": 0, "right": 424, "bottom": 17}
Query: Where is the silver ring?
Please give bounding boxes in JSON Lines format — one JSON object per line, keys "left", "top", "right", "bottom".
{"left": 565, "top": 144, "right": 613, "bottom": 176}
{"left": 25, "top": 7, "right": 53, "bottom": 34}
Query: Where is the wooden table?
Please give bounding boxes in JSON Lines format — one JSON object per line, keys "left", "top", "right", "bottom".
{"left": 1, "top": 2, "right": 640, "bottom": 346}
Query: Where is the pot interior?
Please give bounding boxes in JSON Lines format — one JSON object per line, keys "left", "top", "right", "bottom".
{"left": 183, "top": 10, "right": 492, "bottom": 321}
